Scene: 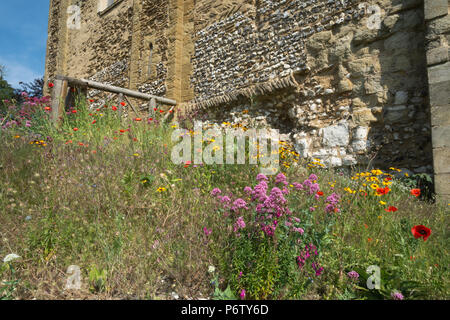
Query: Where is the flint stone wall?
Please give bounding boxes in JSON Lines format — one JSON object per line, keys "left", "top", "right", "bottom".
{"left": 44, "top": 0, "right": 441, "bottom": 183}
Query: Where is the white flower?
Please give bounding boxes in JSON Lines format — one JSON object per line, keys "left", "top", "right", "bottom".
{"left": 208, "top": 265, "right": 215, "bottom": 274}
{"left": 3, "top": 253, "right": 21, "bottom": 263}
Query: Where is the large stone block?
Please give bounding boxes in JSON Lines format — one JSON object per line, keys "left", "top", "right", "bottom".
{"left": 431, "top": 105, "right": 450, "bottom": 126}
{"left": 427, "top": 47, "right": 449, "bottom": 66}
{"left": 434, "top": 173, "right": 450, "bottom": 202}
{"left": 432, "top": 125, "right": 450, "bottom": 148}
{"left": 424, "top": 0, "right": 448, "bottom": 21}
{"left": 433, "top": 147, "right": 450, "bottom": 174}
{"left": 322, "top": 122, "right": 349, "bottom": 147}
{"left": 428, "top": 62, "right": 450, "bottom": 84}
{"left": 429, "top": 80, "right": 450, "bottom": 106}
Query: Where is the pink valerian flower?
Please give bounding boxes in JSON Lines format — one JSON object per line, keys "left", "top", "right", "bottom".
{"left": 234, "top": 216, "right": 246, "bottom": 233}
{"left": 347, "top": 271, "right": 359, "bottom": 280}
{"left": 293, "top": 227, "right": 304, "bottom": 235}
{"left": 256, "top": 173, "right": 268, "bottom": 182}
{"left": 243, "top": 186, "right": 252, "bottom": 194}
{"left": 25, "top": 120, "right": 32, "bottom": 127}
{"left": 325, "top": 193, "right": 341, "bottom": 213}
{"left": 293, "top": 217, "right": 301, "bottom": 223}
{"left": 308, "top": 174, "right": 318, "bottom": 181}
{"left": 312, "top": 262, "right": 324, "bottom": 276}
{"left": 240, "top": 289, "right": 246, "bottom": 300}
{"left": 211, "top": 188, "right": 222, "bottom": 197}
{"left": 232, "top": 198, "right": 248, "bottom": 212}
{"left": 391, "top": 291, "right": 404, "bottom": 300}
{"left": 275, "top": 173, "right": 288, "bottom": 185}
{"left": 309, "top": 207, "right": 315, "bottom": 212}
{"left": 203, "top": 227, "right": 212, "bottom": 236}
{"left": 292, "top": 182, "right": 304, "bottom": 190}
{"left": 238, "top": 271, "right": 243, "bottom": 279}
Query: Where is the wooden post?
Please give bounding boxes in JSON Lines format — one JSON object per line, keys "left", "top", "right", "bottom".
{"left": 118, "top": 93, "right": 124, "bottom": 118}
{"left": 50, "top": 79, "right": 68, "bottom": 125}
{"left": 149, "top": 97, "right": 156, "bottom": 118}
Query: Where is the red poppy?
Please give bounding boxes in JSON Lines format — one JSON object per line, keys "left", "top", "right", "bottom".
{"left": 65, "top": 140, "right": 73, "bottom": 144}
{"left": 120, "top": 129, "right": 126, "bottom": 133}
{"left": 44, "top": 107, "right": 51, "bottom": 111}
{"left": 48, "top": 82, "right": 54, "bottom": 88}
{"left": 385, "top": 206, "right": 398, "bottom": 212}
{"left": 411, "top": 225, "right": 431, "bottom": 241}
{"left": 89, "top": 113, "right": 93, "bottom": 116}
{"left": 89, "top": 99, "right": 94, "bottom": 103}
{"left": 384, "top": 177, "right": 392, "bottom": 181}
{"left": 410, "top": 189, "right": 421, "bottom": 197}
{"left": 169, "top": 110, "right": 173, "bottom": 114}
{"left": 73, "top": 128, "right": 79, "bottom": 131}
{"left": 92, "top": 120, "right": 97, "bottom": 124}
{"left": 376, "top": 187, "right": 390, "bottom": 195}
{"left": 112, "top": 106, "right": 118, "bottom": 111}
{"left": 79, "top": 142, "right": 84, "bottom": 146}
{"left": 96, "top": 108, "right": 100, "bottom": 112}
{"left": 184, "top": 160, "right": 192, "bottom": 168}
{"left": 120, "top": 102, "right": 126, "bottom": 106}
{"left": 71, "top": 110, "right": 77, "bottom": 114}
{"left": 149, "top": 118, "right": 153, "bottom": 121}
{"left": 153, "top": 108, "right": 157, "bottom": 111}
{"left": 160, "top": 110, "right": 164, "bottom": 113}
{"left": 133, "top": 138, "right": 138, "bottom": 142}
{"left": 135, "top": 118, "right": 142, "bottom": 121}
{"left": 317, "top": 191, "right": 324, "bottom": 196}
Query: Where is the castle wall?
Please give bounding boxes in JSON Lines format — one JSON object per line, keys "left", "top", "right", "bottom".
{"left": 424, "top": 0, "right": 450, "bottom": 202}
{"left": 44, "top": 0, "right": 446, "bottom": 193}
{"left": 187, "top": 0, "right": 432, "bottom": 173}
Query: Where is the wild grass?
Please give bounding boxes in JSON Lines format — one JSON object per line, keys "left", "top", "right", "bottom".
{"left": 0, "top": 94, "right": 448, "bottom": 300}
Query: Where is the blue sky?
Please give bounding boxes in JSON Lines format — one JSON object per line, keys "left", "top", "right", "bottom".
{"left": 0, "top": 1, "right": 49, "bottom": 89}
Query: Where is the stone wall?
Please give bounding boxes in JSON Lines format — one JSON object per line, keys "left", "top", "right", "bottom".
{"left": 424, "top": 0, "right": 450, "bottom": 202}
{"left": 186, "top": 0, "right": 432, "bottom": 173}
{"left": 44, "top": 0, "right": 443, "bottom": 193}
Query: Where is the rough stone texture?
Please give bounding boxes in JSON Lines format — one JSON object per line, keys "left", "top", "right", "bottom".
{"left": 425, "top": 0, "right": 450, "bottom": 203}
{"left": 43, "top": 0, "right": 447, "bottom": 199}
{"left": 424, "top": 0, "right": 449, "bottom": 21}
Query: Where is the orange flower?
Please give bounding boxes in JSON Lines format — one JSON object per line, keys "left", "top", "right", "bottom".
{"left": 364, "top": 224, "right": 368, "bottom": 229}
{"left": 385, "top": 206, "right": 398, "bottom": 212}
{"left": 376, "top": 187, "right": 390, "bottom": 196}
{"left": 368, "top": 238, "right": 372, "bottom": 242}
{"left": 135, "top": 118, "right": 142, "bottom": 121}
{"left": 410, "top": 189, "right": 421, "bottom": 197}
{"left": 44, "top": 107, "right": 51, "bottom": 111}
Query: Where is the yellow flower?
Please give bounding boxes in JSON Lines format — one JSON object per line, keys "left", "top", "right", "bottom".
{"left": 156, "top": 187, "right": 167, "bottom": 192}
{"left": 370, "top": 184, "right": 380, "bottom": 190}
{"left": 371, "top": 169, "right": 383, "bottom": 176}
{"left": 133, "top": 153, "right": 140, "bottom": 157}
{"left": 379, "top": 201, "right": 387, "bottom": 205}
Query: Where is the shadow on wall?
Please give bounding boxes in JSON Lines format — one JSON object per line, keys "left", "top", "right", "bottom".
{"left": 351, "top": 0, "right": 432, "bottom": 173}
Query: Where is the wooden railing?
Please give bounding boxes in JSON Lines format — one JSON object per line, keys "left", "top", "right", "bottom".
{"left": 50, "top": 75, "right": 176, "bottom": 124}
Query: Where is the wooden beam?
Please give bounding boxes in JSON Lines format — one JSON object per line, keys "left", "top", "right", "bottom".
{"left": 50, "top": 79, "right": 68, "bottom": 125}
{"left": 124, "top": 95, "right": 140, "bottom": 116}
{"left": 55, "top": 75, "right": 176, "bottom": 106}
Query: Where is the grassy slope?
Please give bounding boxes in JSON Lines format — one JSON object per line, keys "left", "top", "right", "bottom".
{"left": 0, "top": 98, "right": 448, "bottom": 300}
